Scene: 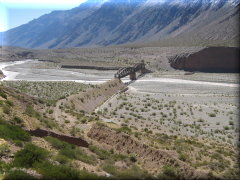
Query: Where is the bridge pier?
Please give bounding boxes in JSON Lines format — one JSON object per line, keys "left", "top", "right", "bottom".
{"left": 140, "top": 67, "right": 147, "bottom": 74}
{"left": 130, "top": 72, "right": 136, "bottom": 80}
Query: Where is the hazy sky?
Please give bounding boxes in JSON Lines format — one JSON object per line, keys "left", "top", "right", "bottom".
{"left": 0, "top": 0, "right": 87, "bottom": 32}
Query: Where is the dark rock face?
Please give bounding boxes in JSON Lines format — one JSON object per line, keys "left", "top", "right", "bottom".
{"left": 169, "top": 47, "right": 239, "bottom": 73}
{"left": 27, "top": 128, "right": 89, "bottom": 147}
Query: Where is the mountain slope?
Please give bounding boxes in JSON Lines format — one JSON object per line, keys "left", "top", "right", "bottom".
{"left": 2, "top": 0, "right": 239, "bottom": 49}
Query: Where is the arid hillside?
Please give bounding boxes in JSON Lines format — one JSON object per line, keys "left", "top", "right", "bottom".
{"left": 0, "top": 79, "right": 239, "bottom": 179}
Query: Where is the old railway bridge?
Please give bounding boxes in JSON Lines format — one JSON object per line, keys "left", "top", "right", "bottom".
{"left": 114, "top": 61, "right": 147, "bottom": 80}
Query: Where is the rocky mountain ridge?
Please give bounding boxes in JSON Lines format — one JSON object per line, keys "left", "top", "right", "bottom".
{"left": 1, "top": 0, "right": 239, "bottom": 49}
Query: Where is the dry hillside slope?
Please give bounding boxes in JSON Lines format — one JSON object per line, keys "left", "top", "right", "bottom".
{"left": 87, "top": 123, "right": 218, "bottom": 180}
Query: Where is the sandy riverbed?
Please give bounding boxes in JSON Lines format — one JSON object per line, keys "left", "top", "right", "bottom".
{"left": 0, "top": 60, "right": 127, "bottom": 83}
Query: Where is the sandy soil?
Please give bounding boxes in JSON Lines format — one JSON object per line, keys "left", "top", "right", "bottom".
{"left": 98, "top": 74, "right": 239, "bottom": 145}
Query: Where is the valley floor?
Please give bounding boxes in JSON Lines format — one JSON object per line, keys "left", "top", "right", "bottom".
{"left": 0, "top": 59, "right": 239, "bottom": 179}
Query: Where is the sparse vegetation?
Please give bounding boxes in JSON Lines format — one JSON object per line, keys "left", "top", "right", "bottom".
{"left": 3, "top": 81, "right": 89, "bottom": 104}
{"left": 0, "top": 60, "right": 238, "bottom": 180}
{"left": 13, "top": 143, "right": 49, "bottom": 168}
{"left": 0, "top": 119, "right": 31, "bottom": 142}
{"left": 4, "top": 170, "right": 37, "bottom": 180}
{"left": 45, "top": 137, "right": 96, "bottom": 165}
{"left": 208, "top": 113, "right": 216, "bottom": 117}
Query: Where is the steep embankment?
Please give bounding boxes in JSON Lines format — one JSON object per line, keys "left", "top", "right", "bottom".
{"left": 0, "top": 85, "right": 42, "bottom": 130}
{"left": 169, "top": 47, "right": 239, "bottom": 72}
{"left": 0, "top": 46, "right": 35, "bottom": 62}
{"left": 62, "top": 79, "right": 126, "bottom": 113}
{"left": 0, "top": 70, "right": 5, "bottom": 79}
{"left": 87, "top": 123, "right": 210, "bottom": 179}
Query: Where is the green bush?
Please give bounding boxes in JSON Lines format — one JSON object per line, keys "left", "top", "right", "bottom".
{"left": 0, "top": 119, "right": 30, "bottom": 142}
{"left": 224, "top": 126, "right": 230, "bottom": 130}
{"left": 48, "top": 109, "right": 53, "bottom": 114}
{"left": 54, "top": 154, "right": 70, "bottom": 165}
{"left": 46, "top": 137, "right": 96, "bottom": 165}
{"left": 89, "top": 145, "right": 127, "bottom": 161}
{"left": 208, "top": 113, "right": 216, "bottom": 117}
{"left": 60, "top": 147, "right": 96, "bottom": 165}
{"left": 0, "top": 161, "right": 5, "bottom": 174}
{"left": 13, "top": 144, "right": 49, "bottom": 168}
{"left": 0, "top": 144, "right": 9, "bottom": 156}
{"left": 129, "top": 154, "right": 137, "bottom": 163}
{"left": 179, "top": 153, "right": 188, "bottom": 162}
{"left": 0, "top": 160, "right": 10, "bottom": 174}
{"left": 101, "top": 163, "right": 117, "bottom": 175}
{"left": 115, "top": 126, "right": 132, "bottom": 134}
{"left": 0, "top": 89, "right": 7, "bottom": 99}
{"left": 13, "top": 140, "right": 24, "bottom": 147}
{"left": 41, "top": 118, "right": 58, "bottom": 129}
{"left": 34, "top": 161, "right": 80, "bottom": 180}
{"left": 25, "top": 105, "right": 40, "bottom": 119}
{"left": 3, "top": 106, "right": 11, "bottom": 115}
{"left": 116, "top": 165, "right": 150, "bottom": 179}
{"left": 35, "top": 161, "right": 102, "bottom": 180}
{"left": 25, "top": 106, "right": 58, "bottom": 129}
{"left": 5, "top": 100, "right": 13, "bottom": 107}
{"left": 4, "top": 170, "right": 37, "bottom": 180}
{"left": 89, "top": 145, "right": 110, "bottom": 160}
{"left": 163, "top": 166, "right": 176, "bottom": 177}
{"left": 45, "top": 136, "right": 73, "bottom": 150}
{"left": 11, "top": 116, "right": 24, "bottom": 125}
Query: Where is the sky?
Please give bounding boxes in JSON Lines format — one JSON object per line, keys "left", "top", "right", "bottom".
{"left": 0, "top": 0, "right": 87, "bottom": 32}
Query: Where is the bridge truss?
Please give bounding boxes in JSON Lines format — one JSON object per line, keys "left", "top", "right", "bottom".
{"left": 114, "top": 62, "right": 146, "bottom": 80}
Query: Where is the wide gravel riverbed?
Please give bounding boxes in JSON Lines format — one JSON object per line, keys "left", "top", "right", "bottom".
{"left": 0, "top": 60, "right": 239, "bottom": 95}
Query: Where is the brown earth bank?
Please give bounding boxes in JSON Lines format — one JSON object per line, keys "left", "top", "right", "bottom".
{"left": 87, "top": 123, "right": 219, "bottom": 180}
{"left": 64, "top": 79, "right": 126, "bottom": 113}
{"left": 169, "top": 47, "right": 239, "bottom": 73}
